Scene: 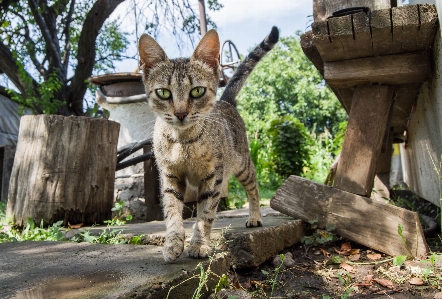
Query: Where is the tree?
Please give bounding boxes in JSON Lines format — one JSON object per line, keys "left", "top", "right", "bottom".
{"left": 0, "top": 0, "right": 223, "bottom": 115}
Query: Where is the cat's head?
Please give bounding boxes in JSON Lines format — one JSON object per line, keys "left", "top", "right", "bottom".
{"left": 138, "top": 30, "right": 220, "bottom": 129}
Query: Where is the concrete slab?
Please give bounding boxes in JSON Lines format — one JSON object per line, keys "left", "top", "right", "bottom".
{"left": 0, "top": 208, "right": 305, "bottom": 299}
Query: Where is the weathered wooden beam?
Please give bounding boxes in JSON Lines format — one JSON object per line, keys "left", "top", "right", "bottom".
{"left": 324, "top": 52, "right": 431, "bottom": 87}
{"left": 311, "top": 4, "right": 438, "bottom": 62}
{"left": 270, "top": 175, "right": 428, "bottom": 257}
{"left": 300, "top": 31, "right": 324, "bottom": 75}
{"left": 334, "top": 85, "right": 394, "bottom": 196}
{"left": 392, "top": 5, "right": 419, "bottom": 53}
{"left": 313, "top": 0, "right": 391, "bottom": 22}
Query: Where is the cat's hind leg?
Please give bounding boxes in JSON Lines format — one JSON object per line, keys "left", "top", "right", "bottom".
{"left": 235, "top": 157, "right": 262, "bottom": 227}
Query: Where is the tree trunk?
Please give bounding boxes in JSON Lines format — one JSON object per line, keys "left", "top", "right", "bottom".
{"left": 6, "top": 115, "right": 120, "bottom": 226}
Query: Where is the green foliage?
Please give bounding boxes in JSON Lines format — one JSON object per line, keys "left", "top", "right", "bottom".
{"left": 268, "top": 115, "right": 313, "bottom": 178}
{"left": 104, "top": 201, "right": 133, "bottom": 226}
{"left": 234, "top": 33, "right": 347, "bottom": 192}
{"left": 0, "top": 218, "right": 67, "bottom": 243}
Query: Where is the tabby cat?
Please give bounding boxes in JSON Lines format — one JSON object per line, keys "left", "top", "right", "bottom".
{"left": 138, "top": 27, "right": 279, "bottom": 262}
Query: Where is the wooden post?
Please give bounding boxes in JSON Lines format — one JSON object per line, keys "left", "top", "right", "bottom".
{"left": 6, "top": 115, "right": 119, "bottom": 226}
{"left": 334, "top": 85, "right": 394, "bottom": 196}
{"left": 144, "top": 144, "right": 162, "bottom": 221}
{"left": 1, "top": 145, "right": 16, "bottom": 203}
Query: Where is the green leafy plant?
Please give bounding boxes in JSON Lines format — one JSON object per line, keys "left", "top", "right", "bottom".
{"left": 261, "top": 254, "right": 285, "bottom": 297}
{"left": 104, "top": 201, "right": 133, "bottom": 226}
{"left": 0, "top": 218, "right": 66, "bottom": 243}
{"left": 392, "top": 255, "right": 407, "bottom": 266}
{"left": 301, "top": 219, "right": 337, "bottom": 246}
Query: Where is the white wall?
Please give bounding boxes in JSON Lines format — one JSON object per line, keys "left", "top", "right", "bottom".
{"left": 401, "top": 0, "right": 442, "bottom": 207}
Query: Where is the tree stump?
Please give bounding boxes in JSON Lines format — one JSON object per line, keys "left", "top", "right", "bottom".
{"left": 6, "top": 115, "right": 120, "bottom": 226}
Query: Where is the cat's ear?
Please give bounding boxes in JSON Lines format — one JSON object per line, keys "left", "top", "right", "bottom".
{"left": 138, "top": 34, "right": 168, "bottom": 71}
{"left": 191, "top": 29, "right": 220, "bottom": 69}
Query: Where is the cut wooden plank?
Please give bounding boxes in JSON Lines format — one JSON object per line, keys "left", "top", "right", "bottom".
{"left": 313, "top": 0, "right": 391, "bottom": 22}
{"left": 311, "top": 5, "right": 437, "bottom": 62}
{"left": 324, "top": 52, "right": 431, "bottom": 87}
{"left": 328, "top": 15, "right": 355, "bottom": 61}
{"left": 270, "top": 175, "right": 428, "bottom": 257}
{"left": 392, "top": 5, "right": 419, "bottom": 54}
{"left": 416, "top": 4, "right": 438, "bottom": 51}
{"left": 370, "top": 9, "right": 395, "bottom": 56}
{"left": 300, "top": 31, "right": 324, "bottom": 75}
{"left": 334, "top": 85, "right": 394, "bottom": 196}
{"left": 352, "top": 11, "right": 374, "bottom": 58}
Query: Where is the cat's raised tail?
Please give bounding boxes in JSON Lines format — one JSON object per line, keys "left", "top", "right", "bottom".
{"left": 219, "top": 26, "right": 279, "bottom": 107}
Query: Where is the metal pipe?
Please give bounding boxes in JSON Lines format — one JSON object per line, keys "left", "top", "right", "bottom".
{"left": 198, "top": 0, "right": 207, "bottom": 35}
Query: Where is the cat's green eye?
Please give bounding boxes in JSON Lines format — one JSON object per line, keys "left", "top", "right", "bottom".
{"left": 190, "top": 87, "right": 206, "bottom": 98}
{"left": 156, "top": 88, "right": 172, "bottom": 100}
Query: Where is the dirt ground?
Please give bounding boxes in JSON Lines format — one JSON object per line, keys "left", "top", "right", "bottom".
{"left": 222, "top": 194, "right": 442, "bottom": 299}
{"left": 228, "top": 235, "right": 441, "bottom": 299}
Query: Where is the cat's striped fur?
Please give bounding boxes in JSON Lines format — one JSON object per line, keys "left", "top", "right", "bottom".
{"left": 138, "top": 27, "right": 279, "bottom": 262}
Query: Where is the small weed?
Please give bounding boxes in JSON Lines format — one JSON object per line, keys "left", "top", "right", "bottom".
{"left": 392, "top": 255, "right": 407, "bottom": 266}
{"left": 301, "top": 218, "right": 337, "bottom": 246}
{"left": 105, "top": 201, "right": 133, "bottom": 226}
{"left": 166, "top": 253, "right": 227, "bottom": 299}
{"left": 261, "top": 253, "right": 285, "bottom": 297}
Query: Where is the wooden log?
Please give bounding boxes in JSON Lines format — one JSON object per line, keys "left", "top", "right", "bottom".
{"left": 324, "top": 52, "right": 431, "bottom": 87}
{"left": 6, "top": 115, "right": 120, "bottom": 226}
{"left": 270, "top": 175, "right": 428, "bottom": 257}
{"left": 334, "top": 85, "right": 394, "bottom": 196}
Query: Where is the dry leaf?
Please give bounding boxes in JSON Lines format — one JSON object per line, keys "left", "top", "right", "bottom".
{"left": 340, "top": 260, "right": 354, "bottom": 272}
{"left": 350, "top": 249, "right": 360, "bottom": 255}
{"left": 334, "top": 242, "right": 352, "bottom": 255}
{"left": 341, "top": 242, "right": 352, "bottom": 251}
{"left": 373, "top": 278, "right": 394, "bottom": 289}
{"left": 362, "top": 274, "right": 373, "bottom": 282}
{"left": 320, "top": 248, "right": 331, "bottom": 256}
{"left": 366, "top": 253, "right": 382, "bottom": 260}
{"left": 409, "top": 277, "right": 424, "bottom": 286}
{"left": 68, "top": 222, "right": 84, "bottom": 229}
{"left": 349, "top": 253, "right": 361, "bottom": 261}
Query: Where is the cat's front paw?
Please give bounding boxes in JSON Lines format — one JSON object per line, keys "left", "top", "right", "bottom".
{"left": 187, "top": 243, "right": 212, "bottom": 259}
{"left": 162, "top": 236, "right": 185, "bottom": 262}
{"left": 245, "top": 217, "right": 263, "bottom": 228}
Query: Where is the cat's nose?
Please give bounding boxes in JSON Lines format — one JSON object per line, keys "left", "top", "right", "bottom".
{"left": 174, "top": 111, "right": 188, "bottom": 121}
